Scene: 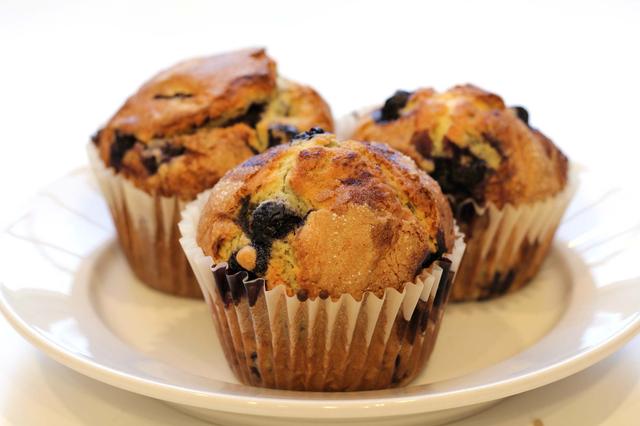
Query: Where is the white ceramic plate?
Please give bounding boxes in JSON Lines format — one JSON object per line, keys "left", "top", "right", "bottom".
{"left": 1, "top": 168, "right": 640, "bottom": 426}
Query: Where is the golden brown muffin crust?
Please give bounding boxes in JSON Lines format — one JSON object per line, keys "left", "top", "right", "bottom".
{"left": 351, "top": 84, "right": 568, "bottom": 209}
{"left": 106, "top": 48, "right": 277, "bottom": 140}
{"left": 93, "top": 48, "right": 334, "bottom": 200}
{"left": 196, "top": 131, "right": 454, "bottom": 300}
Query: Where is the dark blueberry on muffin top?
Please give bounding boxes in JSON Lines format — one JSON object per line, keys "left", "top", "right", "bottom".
{"left": 92, "top": 48, "right": 334, "bottom": 200}
{"left": 196, "top": 132, "right": 455, "bottom": 299}
{"left": 374, "top": 90, "right": 412, "bottom": 123}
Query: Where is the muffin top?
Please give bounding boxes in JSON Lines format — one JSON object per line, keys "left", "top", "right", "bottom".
{"left": 196, "top": 130, "right": 454, "bottom": 300}
{"left": 351, "top": 85, "right": 568, "bottom": 210}
{"left": 93, "top": 48, "right": 334, "bottom": 200}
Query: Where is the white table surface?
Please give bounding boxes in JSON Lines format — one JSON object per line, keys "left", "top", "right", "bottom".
{"left": 1, "top": 0, "right": 639, "bottom": 424}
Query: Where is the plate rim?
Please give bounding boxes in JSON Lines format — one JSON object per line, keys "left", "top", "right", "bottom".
{"left": 1, "top": 168, "right": 640, "bottom": 419}
{"left": 3, "top": 277, "right": 640, "bottom": 418}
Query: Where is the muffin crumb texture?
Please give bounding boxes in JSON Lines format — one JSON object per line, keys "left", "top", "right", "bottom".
{"left": 94, "top": 48, "right": 333, "bottom": 200}
{"left": 352, "top": 84, "right": 568, "bottom": 210}
{"left": 197, "top": 133, "right": 455, "bottom": 300}
{"left": 351, "top": 84, "right": 572, "bottom": 302}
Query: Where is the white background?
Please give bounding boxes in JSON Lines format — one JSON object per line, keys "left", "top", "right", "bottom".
{"left": 1, "top": 0, "right": 640, "bottom": 425}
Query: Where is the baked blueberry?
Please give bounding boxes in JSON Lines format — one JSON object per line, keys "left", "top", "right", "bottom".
{"left": 190, "top": 131, "right": 461, "bottom": 391}
{"left": 196, "top": 132, "right": 455, "bottom": 300}
{"left": 109, "top": 132, "right": 137, "bottom": 171}
{"left": 374, "top": 90, "right": 411, "bottom": 123}
{"left": 267, "top": 123, "right": 298, "bottom": 147}
{"left": 92, "top": 48, "right": 334, "bottom": 200}
{"left": 512, "top": 105, "right": 529, "bottom": 125}
{"left": 350, "top": 84, "right": 570, "bottom": 301}
{"left": 292, "top": 127, "right": 325, "bottom": 141}
{"left": 251, "top": 201, "right": 303, "bottom": 241}
{"left": 89, "top": 47, "right": 334, "bottom": 298}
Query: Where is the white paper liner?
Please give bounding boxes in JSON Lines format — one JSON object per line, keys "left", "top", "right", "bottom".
{"left": 451, "top": 167, "right": 578, "bottom": 301}
{"left": 87, "top": 143, "right": 201, "bottom": 297}
{"left": 179, "top": 190, "right": 465, "bottom": 391}
{"left": 336, "top": 109, "right": 578, "bottom": 302}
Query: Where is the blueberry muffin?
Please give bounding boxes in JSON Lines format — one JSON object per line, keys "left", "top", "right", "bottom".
{"left": 180, "top": 130, "right": 466, "bottom": 390}
{"left": 89, "top": 48, "right": 333, "bottom": 297}
{"left": 350, "top": 85, "right": 573, "bottom": 301}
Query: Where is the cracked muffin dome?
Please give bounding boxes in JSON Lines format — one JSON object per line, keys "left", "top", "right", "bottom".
{"left": 196, "top": 129, "right": 455, "bottom": 300}
{"left": 93, "top": 48, "right": 334, "bottom": 200}
{"left": 351, "top": 84, "right": 568, "bottom": 211}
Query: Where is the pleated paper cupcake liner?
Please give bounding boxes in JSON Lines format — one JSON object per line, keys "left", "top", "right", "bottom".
{"left": 179, "top": 191, "right": 466, "bottom": 391}
{"left": 87, "top": 143, "right": 202, "bottom": 298}
{"left": 450, "top": 168, "right": 578, "bottom": 301}
{"left": 336, "top": 110, "right": 578, "bottom": 303}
